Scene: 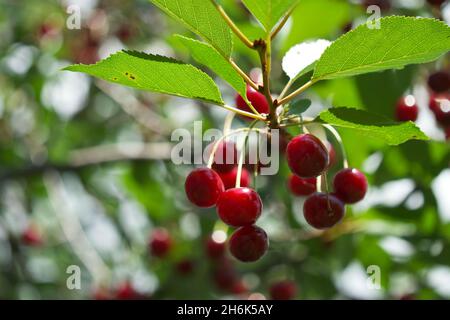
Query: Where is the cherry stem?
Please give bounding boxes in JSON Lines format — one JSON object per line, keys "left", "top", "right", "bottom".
{"left": 270, "top": 6, "right": 295, "bottom": 40}
{"left": 322, "top": 124, "right": 349, "bottom": 169}
{"left": 230, "top": 59, "right": 259, "bottom": 91}
{"left": 277, "top": 80, "right": 316, "bottom": 106}
{"left": 209, "top": 0, "right": 254, "bottom": 49}
{"left": 207, "top": 127, "right": 268, "bottom": 169}
{"left": 278, "top": 78, "right": 295, "bottom": 101}
{"left": 221, "top": 104, "right": 266, "bottom": 121}
{"left": 236, "top": 120, "right": 259, "bottom": 188}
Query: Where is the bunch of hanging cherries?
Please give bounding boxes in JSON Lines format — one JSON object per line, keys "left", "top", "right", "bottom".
{"left": 184, "top": 87, "right": 368, "bottom": 263}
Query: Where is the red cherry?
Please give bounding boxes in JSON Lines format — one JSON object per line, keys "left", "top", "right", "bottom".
{"left": 219, "top": 167, "right": 251, "bottom": 190}
{"left": 216, "top": 188, "right": 262, "bottom": 227}
{"left": 326, "top": 142, "right": 337, "bottom": 168}
{"left": 286, "top": 134, "right": 329, "bottom": 178}
{"left": 236, "top": 86, "right": 270, "bottom": 118}
{"left": 176, "top": 259, "right": 194, "bottom": 275}
{"left": 303, "top": 193, "right": 345, "bottom": 229}
{"left": 21, "top": 226, "right": 43, "bottom": 246}
{"left": 185, "top": 168, "right": 224, "bottom": 208}
{"left": 206, "top": 236, "right": 226, "bottom": 259}
{"left": 426, "top": 0, "right": 446, "bottom": 7}
{"left": 206, "top": 141, "right": 238, "bottom": 173}
{"left": 428, "top": 71, "right": 450, "bottom": 93}
{"left": 115, "top": 282, "right": 142, "bottom": 300}
{"left": 230, "top": 279, "right": 248, "bottom": 295}
{"left": 445, "top": 126, "right": 450, "bottom": 141}
{"left": 229, "top": 225, "right": 268, "bottom": 262}
{"left": 395, "top": 96, "right": 418, "bottom": 122}
{"left": 269, "top": 281, "right": 297, "bottom": 300}
{"left": 429, "top": 94, "right": 450, "bottom": 127}
{"left": 213, "top": 258, "right": 238, "bottom": 291}
{"left": 288, "top": 175, "right": 316, "bottom": 196}
{"left": 149, "top": 228, "right": 172, "bottom": 258}
{"left": 333, "top": 168, "right": 368, "bottom": 204}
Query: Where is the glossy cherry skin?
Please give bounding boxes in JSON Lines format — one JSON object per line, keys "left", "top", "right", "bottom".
{"left": 303, "top": 193, "right": 345, "bottom": 229}
{"left": 428, "top": 71, "right": 450, "bottom": 93}
{"left": 333, "top": 168, "right": 368, "bottom": 204}
{"left": 185, "top": 168, "right": 225, "bottom": 208}
{"left": 216, "top": 188, "right": 262, "bottom": 227}
{"left": 229, "top": 225, "right": 268, "bottom": 262}
{"left": 395, "top": 96, "right": 418, "bottom": 122}
{"left": 236, "top": 86, "right": 270, "bottom": 118}
{"left": 219, "top": 167, "right": 251, "bottom": 190}
{"left": 429, "top": 94, "right": 450, "bottom": 127}
{"left": 286, "top": 134, "right": 329, "bottom": 178}
{"left": 149, "top": 228, "right": 172, "bottom": 258}
{"left": 288, "top": 175, "right": 316, "bottom": 196}
{"left": 269, "top": 281, "right": 297, "bottom": 300}
{"left": 206, "top": 236, "right": 226, "bottom": 259}
{"left": 207, "top": 141, "right": 238, "bottom": 173}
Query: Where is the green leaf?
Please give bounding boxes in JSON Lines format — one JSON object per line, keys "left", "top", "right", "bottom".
{"left": 317, "top": 107, "right": 428, "bottom": 145}
{"left": 64, "top": 51, "right": 224, "bottom": 105}
{"left": 174, "top": 35, "right": 246, "bottom": 98}
{"left": 242, "top": 0, "right": 299, "bottom": 33}
{"left": 313, "top": 16, "right": 450, "bottom": 81}
{"left": 288, "top": 99, "right": 311, "bottom": 115}
{"left": 149, "top": 0, "right": 232, "bottom": 57}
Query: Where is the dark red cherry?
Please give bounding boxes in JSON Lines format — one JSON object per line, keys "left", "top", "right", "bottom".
{"left": 230, "top": 279, "right": 248, "bottom": 295}
{"left": 286, "top": 134, "right": 329, "bottom": 178}
{"left": 445, "top": 126, "right": 450, "bottom": 141}
{"left": 176, "top": 259, "right": 194, "bottom": 275}
{"left": 326, "top": 142, "right": 337, "bottom": 168}
{"left": 229, "top": 225, "right": 268, "bottom": 262}
{"left": 333, "top": 168, "right": 368, "bottom": 204}
{"left": 207, "top": 140, "right": 238, "bottom": 173}
{"left": 429, "top": 94, "right": 450, "bottom": 127}
{"left": 428, "top": 71, "right": 450, "bottom": 93}
{"left": 303, "top": 193, "right": 345, "bottom": 229}
{"left": 21, "top": 226, "right": 43, "bottom": 246}
{"left": 213, "top": 258, "right": 238, "bottom": 291}
{"left": 426, "top": 0, "right": 446, "bottom": 7}
{"left": 288, "top": 175, "right": 316, "bottom": 196}
{"left": 185, "top": 168, "right": 225, "bottom": 208}
{"left": 115, "top": 282, "right": 143, "bottom": 300}
{"left": 219, "top": 167, "right": 251, "bottom": 190}
{"left": 216, "top": 188, "right": 262, "bottom": 227}
{"left": 395, "top": 96, "right": 418, "bottom": 122}
{"left": 269, "top": 281, "right": 297, "bottom": 300}
{"left": 206, "top": 236, "right": 226, "bottom": 259}
{"left": 149, "top": 228, "right": 172, "bottom": 258}
{"left": 236, "top": 86, "right": 270, "bottom": 118}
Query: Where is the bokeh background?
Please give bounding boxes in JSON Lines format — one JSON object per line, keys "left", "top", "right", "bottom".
{"left": 0, "top": 0, "right": 449, "bottom": 300}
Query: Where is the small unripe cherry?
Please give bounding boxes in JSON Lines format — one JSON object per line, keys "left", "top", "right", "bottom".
{"left": 236, "top": 86, "right": 270, "bottom": 118}
{"left": 229, "top": 225, "right": 268, "bottom": 262}
{"left": 288, "top": 175, "right": 316, "bottom": 196}
{"left": 303, "top": 193, "right": 345, "bottom": 229}
{"left": 216, "top": 188, "right": 262, "bottom": 227}
{"left": 206, "top": 141, "right": 238, "bottom": 173}
{"left": 219, "top": 167, "right": 251, "bottom": 190}
{"left": 286, "top": 134, "right": 329, "bottom": 178}
{"left": 149, "top": 228, "right": 172, "bottom": 258}
{"left": 428, "top": 71, "right": 450, "bottom": 93}
{"left": 395, "top": 95, "right": 418, "bottom": 122}
{"left": 333, "top": 168, "right": 368, "bottom": 204}
{"left": 185, "top": 168, "right": 224, "bottom": 208}
{"left": 429, "top": 94, "right": 450, "bottom": 127}
{"left": 269, "top": 281, "right": 297, "bottom": 300}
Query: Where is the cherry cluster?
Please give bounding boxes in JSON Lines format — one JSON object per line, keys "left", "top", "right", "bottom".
{"left": 184, "top": 87, "right": 368, "bottom": 263}
{"left": 395, "top": 70, "right": 450, "bottom": 140}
